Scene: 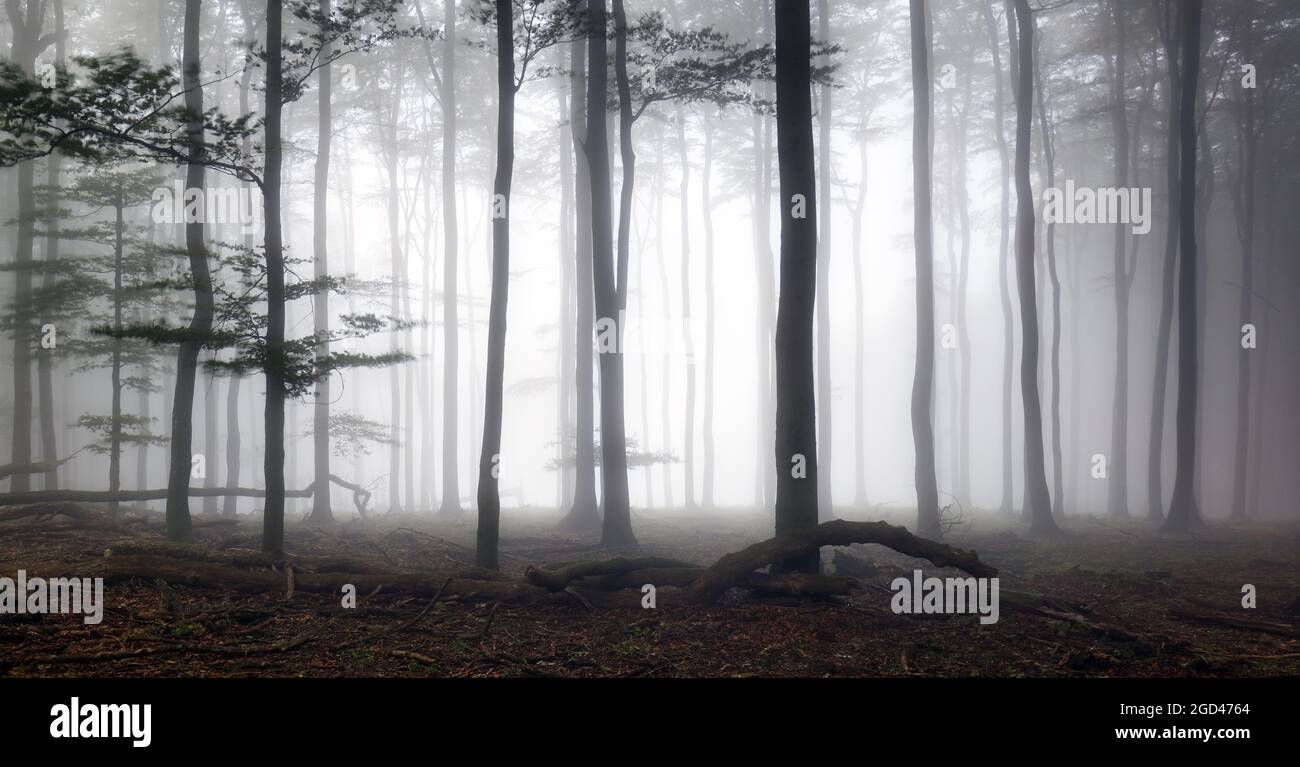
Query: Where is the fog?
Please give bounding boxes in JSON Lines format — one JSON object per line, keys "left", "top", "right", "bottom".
{"left": 2, "top": 0, "right": 1298, "bottom": 537}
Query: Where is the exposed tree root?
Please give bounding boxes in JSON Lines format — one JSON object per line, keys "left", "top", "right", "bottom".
{"left": 685, "top": 519, "right": 997, "bottom": 603}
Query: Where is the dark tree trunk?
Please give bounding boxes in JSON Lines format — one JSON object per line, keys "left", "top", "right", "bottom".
{"left": 307, "top": 0, "right": 334, "bottom": 525}
{"left": 593, "top": 0, "right": 635, "bottom": 549}
{"left": 476, "top": 0, "right": 515, "bottom": 570}
{"left": 5, "top": 0, "right": 46, "bottom": 494}
{"left": 909, "top": 0, "right": 940, "bottom": 539}
{"left": 1148, "top": 0, "right": 1180, "bottom": 523}
{"left": 438, "top": 0, "right": 462, "bottom": 518}
{"left": 109, "top": 201, "right": 125, "bottom": 520}
{"left": 1032, "top": 21, "right": 1063, "bottom": 517}
{"left": 1011, "top": 0, "right": 1056, "bottom": 533}
{"left": 166, "top": 0, "right": 214, "bottom": 543}
{"left": 37, "top": 0, "right": 66, "bottom": 492}
{"left": 773, "top": 0, "right": 820, "bottom": 572}
{"left": 1107, "top": 0, "right": 1132, "bottom": 519}
{"left": 261, "top": 0, "right": 288, "bottom": 555}
{"left": 385, "top": 61, "right": 404, "bottom": 514}
{"left": 1163, "top": 0, "right": 1203, "bottom": 533}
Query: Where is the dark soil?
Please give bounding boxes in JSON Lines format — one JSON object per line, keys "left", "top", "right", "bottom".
{"left": 1, "top": 506, "right": 1297, "bottom": 677}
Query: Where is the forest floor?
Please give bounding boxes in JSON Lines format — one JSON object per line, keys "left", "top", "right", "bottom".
{"left": 1, "top": 504, "right": 1298, "bottom": 677}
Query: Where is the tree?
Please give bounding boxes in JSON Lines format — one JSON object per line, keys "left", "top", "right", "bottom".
{"left": 588, "top": 0, "right": 635, "bottom": 549}
{"left": 474, "top": 0, "right": 569, "bottom": 569}
{"left": 1147, "top": 0, "right": 1180, "bottom": 523}
{"left": 981, "top": 0, "right": 1015, "bottom": 517}
{"left": 909, "top": 0, "right": 939, "bottom": 539}
{"left": 1163, "top": 0, "right": 1203, "bottom": 533}
{"left": 815, "top": 0, "right": 833, "bottom": 521}
{"left": 438, "top": 0, "right": 462, "bottom": 518}
{"left": 162, "top": 0, "right": 213, "bottom": 543}
{"left": 1010, "top": 0, "right": 1055, "bottom": 534}
{"left": 772, "top": 0, "right": 819, "bottom": 573}
{"left": 307, "top": 0, "right": 335, "bottom": 526}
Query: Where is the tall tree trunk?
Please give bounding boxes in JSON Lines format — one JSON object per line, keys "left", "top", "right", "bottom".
{"left": 386, "top": 62, "right": 404, "bottom": 514}
{"left": 1163, "top": 0, "right": 1202, "bottom": 532}
{"left": 166, "top": 0, "right": 213, "bottom": 542}
{"left": 1229, "top": 8, "right": 1258, "bottom": 521}
{"left": 1032, "top": 20, "right": 1062, "bottom": 517}
{"left": 556, "top": 44, "right": 575, "bottom": 513}
{"left": 815, "top": 0, "right": 834, "bottom": 521}
{"left": 560, "top": 9, "right": 600, "bottom": 531}
{"left": 1011, "top": 0, "right": 1056, "bottom": 534}
{"left": 1106, "top": 0, "right": 1132, "bottom": 518}
{"left": 655, "top": 122, "right": 675, "bottom": 509}
{"left": 307, "top": 0, "right": 334, "bottom": 525}
{"left": 850, "top": 100, "right": 868, "bottom": 509}
{"left": 1148, "top": 0, "right": 1180, "bottom": 523}
{"left": 701, "top": 110, "right": 715, "bottom": 508}
{"left": 5, "top": 0, "right": 43, "bottom": 494}
{"left": 261, "top": 0, "right": 288, "bottom": 555}
{"left": 677, "top": 102, "right": 696, "bottom": 512}
{"left": 438, "top": 0, "right": 462, "bottom": 517}
{"left": 594, "top": 0, "right": 635, "bottom": 549}
{"left": 773, "top": 0, "right": 820, "bottom": 572}
{"left": 982, "top": 0, "right": 1015, "bottom": 516}
{"left": 909, "top": 0, "right": 940, "bottom": 539}
{"left": 38, "top": 0, "right": 66, "bottom": 492}
{"left": 476, "top": 0, "right": 514, "bottom": 570}
{"left": 753, "top": 0, "right": 777, "bottom": 511}
{"left": 109, "top": 200, "right": 125, "bottom": 520}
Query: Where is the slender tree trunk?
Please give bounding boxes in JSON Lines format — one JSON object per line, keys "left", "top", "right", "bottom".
{"left": 1163, "top": 0, "right": 1203, "bottom": 532}
{"left": 1011, "top": 0, "right": 1056, "bottom": 533}
{"left": 773, "top": 0, "right": 820, "bottom": 572}
{"left": 595, "top": 0, "right": 635, "bottom": 549}
{"left": 38, "top": 0, "right": 66, "bottom": 492}
{"left": 166, "top": 0, "right": 213, "bottom": 542}
{"left": 5, "top": 1, "right": 43, "bottom": 494}
{"left": 386, "top": 62, "right": 404, "bottom": 514}
{"left": 1105, "top": 0, "right": 1132, "bottom": 518}
{"left": 752, "top": 0, "right": 777, "bottom": 511}
{"left": 438, "top": 0, "right": 462, "bottom": 517}
{"left": 677, "top": 102, "right": 696, "bottom": 512}
{"left": 307, "top": 0, "right": 334, "bottom": 525}
{"left": 850, "top": 107, "right": 868, "bottom": 509}
{"left": 1148, "top": 0, "right": 1180, "bottom": 523}
{"left": 261, "top": 0, "right": 288, "bottom": 555}
{"left": 982, "top": 0, "right": 1015, "bottom": 516}
{"left": 109, "top": 201, "right": 125, "bottom": 520}
{"left": 1033, "top": 19, "right": 1062, "bottom": 516}
{"left": 556, "top": 44, "right": 575, "bottom": 513}
{"left": 701, "top": 110, "right": 715, "bottom": 509}
{"left": 560, "top": 10, "right": 600, "bottom": 531}
{"left": 955, "top": 56, "right": 974, "bottom": 511}
{"left": 815, "top": 0, "right": 834, "bottom": 521}
{"left": 476, "top": 0, "right": 514, "bottom": 570}
{"left": 1229, "top": 11, "right": 1258, "bottom": 521}
{"left": 909, "top": 0, "right": 940, "bottom": 539}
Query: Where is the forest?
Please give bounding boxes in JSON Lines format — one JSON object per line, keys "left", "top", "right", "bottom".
{"left": 0, "top": 0, "right": 1298, "bottom": 680}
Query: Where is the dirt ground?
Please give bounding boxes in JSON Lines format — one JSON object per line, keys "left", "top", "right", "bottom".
{"left": 1, "top": 505, "right": 1297, "bottom": 677}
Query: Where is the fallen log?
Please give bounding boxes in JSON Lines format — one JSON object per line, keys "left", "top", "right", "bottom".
{"left": 0, "top": 449, "right": 87, "bottom": 480}
{"left": 524, "top": 556, "right": 702, "bottom": 591}
{"left": 0, "top": 474, "right": 373, "bottom": 516}
{"left": 0, "top": 502, "right": 100, "bottom": 524}
{"left": 685, "top": 519, "right": 997, "bottom": 604}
